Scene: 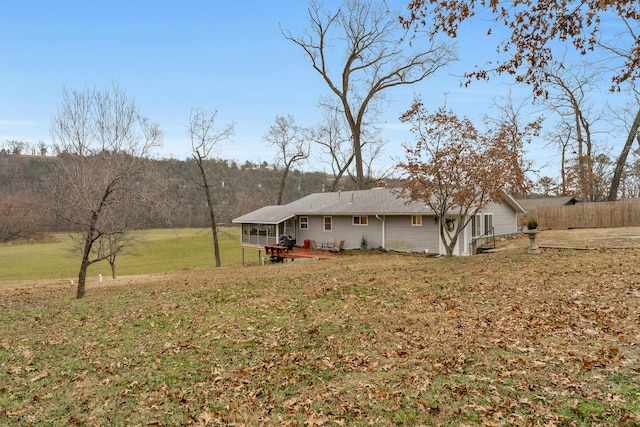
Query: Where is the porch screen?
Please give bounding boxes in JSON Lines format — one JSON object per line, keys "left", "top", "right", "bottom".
{"left": 242, "top": 223, "right": 277, "bottom": 245}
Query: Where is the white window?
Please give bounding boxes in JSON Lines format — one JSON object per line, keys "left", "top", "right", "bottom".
{"left": 353, "top": 215, "right": 368, "bottom": 226}
{"left": 473, "top": 214, "right": 481, "bottom": 237}
{"left": 323, "top": 216, "right": 332, "bottom": 232}
{"left": 300, "top": 216, "right": 308, "bottom": 229}
{"left": 411, "top": 215, "right": 422, "bottom": 226}
{"left": 472, "top": 213, "right": 493, "bottom": 237}
{"left": 484, "top": 214, "right": 494, "bottom": 234}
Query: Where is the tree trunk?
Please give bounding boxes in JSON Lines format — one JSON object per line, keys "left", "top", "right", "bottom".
{"left": 77, "top": 217, "right": 99, "bottom": 298}
{"left": 440, "top": 223, "right": 455, "bottom": 257}
{"left": 194, "top": 154, "right": 221, "bottom": 268}
{"left": 202, "top": 170, "right": 221, "bottom": 267}
{"left": 209, "top": 213, "right": 221, "bottom": 268}
{"left": 77, "top": 258, "right": 89, "bottom": 299}
{"left": 352, "top": 129, "right": 365, "bottom": 190}
{"left": 608, "top": 107, "right": 640, "bottom": 201}
{"left": 277, "top": 163, "right": 292, "bottom": 205}
{"left": 109, "top": 257, "right": 116, "bottom": 279}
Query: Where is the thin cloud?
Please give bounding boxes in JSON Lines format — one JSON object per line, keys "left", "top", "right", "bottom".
{"left": 0, "top": 120, "right": 35, "bottom": 127}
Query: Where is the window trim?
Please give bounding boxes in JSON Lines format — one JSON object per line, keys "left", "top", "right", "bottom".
{"left": 299, "top": 216, "right": 309, "bottom": 230}
{"left": 473, "top": 214, "right": 481, "bottom": 237}
{"left": 411, "top": 215, "right": 422, "bottom": 226}
{"left": 353, "top": 215, "right": 368, "bottom": 226}
{"left": 323, "top": 216, "right": 332, "bottom": 232}
{"left": 484, "top": 213, "right": 494, "bottom": 234}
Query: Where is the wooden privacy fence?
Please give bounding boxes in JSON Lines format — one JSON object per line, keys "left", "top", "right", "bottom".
{"left": 527, "top": 199, "right": 640, "bottom": 229}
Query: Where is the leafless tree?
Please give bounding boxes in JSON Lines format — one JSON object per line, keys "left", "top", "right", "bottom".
{"left": 541, "top": 62, "right": 604, "bottom": 201}
{"left": 534, "top": 176, "right": 561, "bottom": 196}
{"left": 544, "top": 122, "right": 574, "bottom": 196}
{"left": 263, "top": 115, "right": 309, "bottom": 205}
{"left": 620, "top": 145, "right": 640, "bottom": 198}
{"left": 49, "top": 83, "right": 162, "bottom": 298}
{"left": 607, "top": 93, "right": 640, "bottom": 201}
{"left": 67, "top": 227, "right": 139, "bottom": 279}
{"left": 189, "top": 108, "right": 234, "bottom": 268}
{"left": 283, "top": 0, "right": 456, "bottom": 189}
{"left": 305, "top": 105, "right": 352, "bottom": 191}
{"left": 0, "top": 192, "right": 43, "bottom": 243}
{"left": 306, "top": 102, "right": 389, "bottom": 191}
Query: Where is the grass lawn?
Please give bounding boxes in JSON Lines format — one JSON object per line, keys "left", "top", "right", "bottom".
{"left": 0, "top": 240, "right": 638, "bottom": 425}
{"left": 0, "top": 227, "right": 260, "bottom": 282}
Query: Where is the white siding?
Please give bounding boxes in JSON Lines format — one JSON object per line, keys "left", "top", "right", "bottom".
{"left": 480, "top": 201, "right": 519, "bottom": 235}
{"left": 291, "top": 200, "right": 517, "bottom": 254}
{"left": 294, "top": 214, "right": 440, "bottom": 251}
{"left": 385, "top": 215, "right": 439, "bottom": 253}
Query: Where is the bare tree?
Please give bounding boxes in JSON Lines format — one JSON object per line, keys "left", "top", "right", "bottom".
{"left": 49, "top": 83, "right": 162, "bottom": 298}
{"left": 620, "top": 145, "right": 640, "bottom": 198}
{"left": 0, "top": 193, "right": 43, "bottom": 243}
{"left": 37, "top": 141, "right": 48, "bottom": 156}
{"left": 67, "top": 228, "right": 139, "bottom": 280}
{"left": 541, "top": 62, "right": 604, "bottom": 201}
{"left": 189, "top": 108, "right": 234, "bottom": 268}
{"left": 306, "top": 104, "right": 387, "bottom": 191}
{"left": 283, "top": 0, "right": 456, "bottom": 189}
{"left": 608, "top": 95, "right": 640, "bottom": 200}
{"left": 398, "top": 100, "right": 533, "bottom": 256}
{"left": 6, "top": 140, "right": 26, "bottom": 155}
{"left": 305, "top": 106, "right": 352, "bottom": 191}
{"left": 263, "top": 115, "right": 310, "bottom": 205}
{"left": 544, "top": 122, "right": 574, "bottom": 196}
{"left": 534, "top": 176, "right": 561, "bottom": 196}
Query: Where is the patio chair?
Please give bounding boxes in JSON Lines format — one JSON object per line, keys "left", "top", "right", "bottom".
{"left": 309, "top": 240, "right": 319, "bottom": 253}
{"left": 329, "top": 240, "right": 345, "bottom": 253}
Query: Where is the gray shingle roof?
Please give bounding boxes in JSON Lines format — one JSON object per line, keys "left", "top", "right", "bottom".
{"left": 233, "top": 188, "right": 524, "bottom": 224}
{"left": 231, "top": 204, "right": 297, "bottom": 225}
{"left": 233, "top": 188, "right": 431, "bottom": 224}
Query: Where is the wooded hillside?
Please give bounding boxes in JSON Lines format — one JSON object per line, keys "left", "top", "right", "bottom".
{"left": 0, "top": 152, "right": 333, "bottom": 240}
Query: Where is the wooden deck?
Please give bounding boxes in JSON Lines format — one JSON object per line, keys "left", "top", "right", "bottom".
{"left": 241, "top": 244, "right": 342, "bottom": 264}
{"left": 269, "top": 245, "right": 342, "bottom": 262}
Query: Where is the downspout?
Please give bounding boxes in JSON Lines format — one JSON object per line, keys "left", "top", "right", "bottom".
{"left": 375, "top": 215, "right": 385, "bottom": 249}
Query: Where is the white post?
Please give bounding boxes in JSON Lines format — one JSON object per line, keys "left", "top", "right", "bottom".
{"left": 99, "top": 274, "right": 103, "bottom": 283}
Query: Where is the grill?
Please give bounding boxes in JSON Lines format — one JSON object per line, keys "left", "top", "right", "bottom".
{"left": 278, "top": 234, "right": 296, "bottom": 251}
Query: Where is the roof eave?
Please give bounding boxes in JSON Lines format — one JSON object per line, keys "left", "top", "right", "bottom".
{"left": 502, "top": 191, "right": 526, "bottom": 214}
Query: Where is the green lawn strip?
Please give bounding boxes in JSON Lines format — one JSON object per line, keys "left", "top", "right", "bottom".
{"left": 0, "top": 228, "right": 261, "bottom": 281}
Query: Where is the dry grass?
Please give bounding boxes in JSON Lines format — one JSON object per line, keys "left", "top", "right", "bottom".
{"left": 1, "top": 228, "right": 639, "bottom": 426}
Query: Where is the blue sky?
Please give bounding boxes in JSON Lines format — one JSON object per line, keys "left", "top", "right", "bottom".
{"left": 0, "top": 0, "right": 615, "bottom": 178}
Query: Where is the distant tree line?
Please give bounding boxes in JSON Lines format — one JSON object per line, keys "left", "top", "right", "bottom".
{"left": 1, "top": 139, "right": 50, "bottom": 157}
{"left": 0, "top": 151, "right": 332, "bottom": 242}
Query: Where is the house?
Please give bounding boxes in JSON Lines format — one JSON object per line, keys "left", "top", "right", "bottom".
{"left": 232, "top": 187, "right": 525, "bottom": 256}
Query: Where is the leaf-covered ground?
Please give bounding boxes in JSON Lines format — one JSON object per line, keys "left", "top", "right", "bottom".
{"left": 1, "top": 229, "right": 639, "bottom": 426}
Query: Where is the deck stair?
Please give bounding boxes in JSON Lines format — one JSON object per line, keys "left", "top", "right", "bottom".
{"left": 473, "top": 228, "right": 496, "bottom": 254}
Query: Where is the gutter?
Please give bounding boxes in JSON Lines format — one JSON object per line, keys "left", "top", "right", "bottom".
{"left": 375, "top": 214, "right": 385, "bottom": 248}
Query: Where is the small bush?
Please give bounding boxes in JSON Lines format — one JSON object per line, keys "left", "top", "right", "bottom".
{"left": 360, "top": 235, "right": 369, "bottom": 251}
{"left": 527, "top": 218, "right": 539, "bottom": 230}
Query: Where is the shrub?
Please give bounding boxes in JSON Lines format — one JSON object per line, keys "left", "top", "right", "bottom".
{"left": 360, "top": 235, "right": 369, "bottom": 251}
{"left": 527, "top": 218, "right": 539, "bottom": 230}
